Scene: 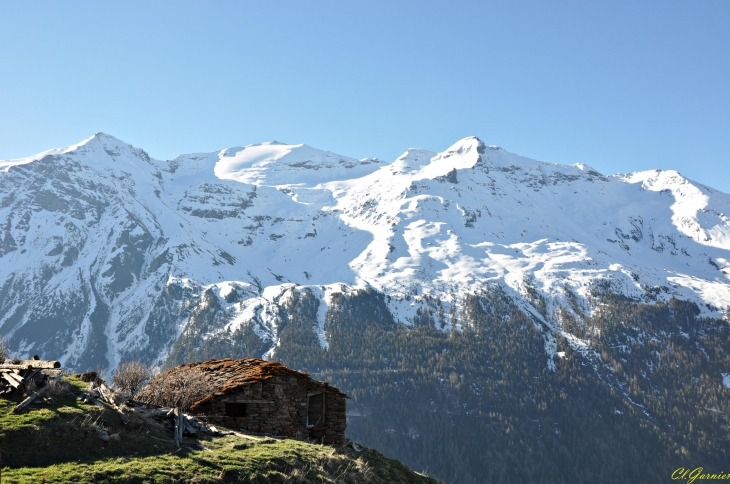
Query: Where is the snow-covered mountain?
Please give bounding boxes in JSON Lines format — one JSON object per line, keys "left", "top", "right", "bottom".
{"left": 1, "top": 133, "right": 729, "bottom": 370}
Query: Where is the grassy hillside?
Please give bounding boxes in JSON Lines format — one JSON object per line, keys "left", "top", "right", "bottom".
{"left": 0, "top": 376, "right": 439, "bottom": 483}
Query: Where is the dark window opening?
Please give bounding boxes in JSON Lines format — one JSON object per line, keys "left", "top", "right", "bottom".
{"left": 307, "top": 393, "right": 325, "bottom": 427}
{"left": 225, "top": 402, "right": 247, "bottom": 417}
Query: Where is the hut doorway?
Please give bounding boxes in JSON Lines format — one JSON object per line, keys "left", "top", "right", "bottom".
{"left": 307, "top": 393, "right": 325, "bottom": 427}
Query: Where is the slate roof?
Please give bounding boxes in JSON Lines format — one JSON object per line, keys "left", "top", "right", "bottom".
{"left": 152, "top": 358, "right": 346, "bottom": 410}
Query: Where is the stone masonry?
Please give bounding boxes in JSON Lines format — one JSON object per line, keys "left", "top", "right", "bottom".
{"left": 154, "top": 358, "right": 348, "bottom": 445}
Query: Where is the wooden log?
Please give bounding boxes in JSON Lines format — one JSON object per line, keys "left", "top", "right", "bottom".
{"left": 0, "top": 360, "right": 61, "bottom": 370}
{"left": 41, "top": 369, "right": 63, "bottom": 377}
{"left": 3, "top": 379, "right": 21, "bottom": 390}
{"left": 178, "top": 411, "right": 185, "bottom": 443}
{"left": 173, "top": 408, "right": 184, "bottom": 447}
{"left": 2, "top": 372, "right": 23, "bottom": 388}
{"left": 97, "top": 384, "right": 110, "bottom": 403}
{"left": 137, "top": 408, "right": 172, "bottom": 418}
{"left": 13, "top": 385, "right": 49, "bottom": 413}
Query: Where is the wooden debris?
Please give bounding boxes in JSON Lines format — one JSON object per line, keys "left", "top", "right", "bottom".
{"left": 1, "top": 358, "right": 219, "bottom": 449}
{"left": 2, "top": 370, "right": 23, "bottom": 389}
{"left": 124, "top": 400, "right": 219, "bottom": 441}
{"left": 14, "top": 385, "right": 50, "bottom": 413}
{"left": 0, "top": 359, "right": 64, "bottom": 400}
{"left": 0, "top": 359, "right": 61, "bottom": 369}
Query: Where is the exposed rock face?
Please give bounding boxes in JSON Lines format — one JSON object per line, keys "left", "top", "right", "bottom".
{"left": 0, "top": 133, "right": 728, "bottom": 373}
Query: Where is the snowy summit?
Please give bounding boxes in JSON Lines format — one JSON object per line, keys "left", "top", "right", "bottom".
{"left": 0, "top": 133, "right": 728, "bottom": 370}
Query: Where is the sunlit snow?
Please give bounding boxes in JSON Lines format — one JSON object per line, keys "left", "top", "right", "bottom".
{"left": 1, "top": 132, "right": 729, "bottom": 369}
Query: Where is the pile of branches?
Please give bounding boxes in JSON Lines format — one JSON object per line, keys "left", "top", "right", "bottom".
{"left": 80, "top": 366, "right": 220, "bottom": 448}
{"left": 1, "top": 351, "right": 221, "bottom": 449}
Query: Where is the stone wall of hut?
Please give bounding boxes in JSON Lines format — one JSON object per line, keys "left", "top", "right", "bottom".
{"left": 192, "top": 374, "right": 347, "bottom": 445}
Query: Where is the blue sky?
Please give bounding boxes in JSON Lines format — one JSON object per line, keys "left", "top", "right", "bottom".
{"left": 2, "top": 1, "right": 729, "bottom": 192}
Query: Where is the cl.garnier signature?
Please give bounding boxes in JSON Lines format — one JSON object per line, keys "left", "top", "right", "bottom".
{"left": 672, "top": 467, "right": 730, "bottom": 483}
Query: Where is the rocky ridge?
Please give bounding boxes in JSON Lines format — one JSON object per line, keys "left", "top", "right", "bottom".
{"left": 0, "top": 133, "right": 728, "bottom": 372}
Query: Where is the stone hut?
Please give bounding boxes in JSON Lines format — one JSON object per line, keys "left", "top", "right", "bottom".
{"left": 159, "top": 358, "right": 347, "bottom": 445}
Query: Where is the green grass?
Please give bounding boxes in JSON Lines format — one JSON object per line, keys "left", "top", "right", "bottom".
{"left": 0, "top": 376, "right": 439, "bottom": 483}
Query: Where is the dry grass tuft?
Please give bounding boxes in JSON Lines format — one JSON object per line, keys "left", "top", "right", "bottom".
{"left": 46, "top": 375, "right": 71, "bottom": 395}
{"left": 281, "top": 446, "right": 373, "bottom": 483}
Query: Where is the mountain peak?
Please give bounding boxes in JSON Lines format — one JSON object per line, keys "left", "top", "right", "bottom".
{"left": 91, "top": 131, "right": 124, "bottom": 142}
{"left": 412, "top": 136, "right": 487, "bottom": 178}
{"left": 442, "top": 136, "right": 487, "bottom": 156}
{"left": 214, "top": 142, "right": 385, "bottom": 187}
{"left": 391, "top": 148, "right": 438, "bottom": 175}
{"left": 621, "top": 169, "right": 702, "bottom": 195}
{"left": 76, "top": 132, "right": 132, "bottom": 150}
{"left": 65, "top": 133, "right": 155, "bottom": 167}
{"left": 1, "top": 132, "right": 146, "bottom": 172}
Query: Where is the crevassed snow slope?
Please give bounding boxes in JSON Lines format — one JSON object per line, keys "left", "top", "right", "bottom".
{"left": 0, "top": 133, "right": 728, "bottom": 370}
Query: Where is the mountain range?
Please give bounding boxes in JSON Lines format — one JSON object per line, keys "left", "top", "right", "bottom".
{"left": 1, "top": 133, "right": 728, "bottom": 369}
{"left": 2, "top": 133, "right": 729, "bottom": 482}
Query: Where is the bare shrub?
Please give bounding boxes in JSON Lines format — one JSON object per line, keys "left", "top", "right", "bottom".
{"left": 137, "top": 367, "right": 215, "bottom": 411}
{"left": 0, "top": 334, "right": 9, "bottom": 363}
{"left": 111, "top": 360, "right": 152, "bottom": 397}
